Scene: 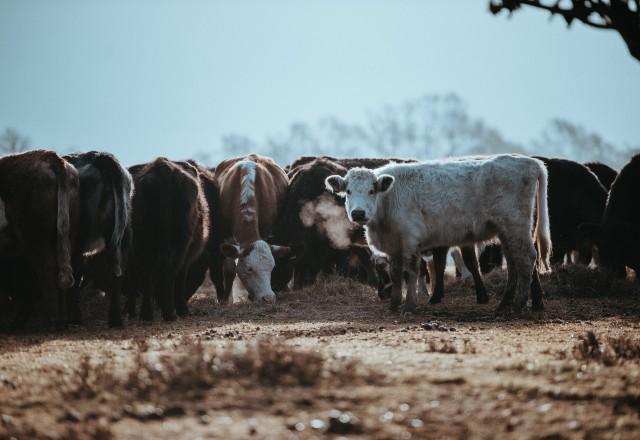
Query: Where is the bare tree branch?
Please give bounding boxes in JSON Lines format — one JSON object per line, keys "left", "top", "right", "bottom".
{"left": 489, "top": 0, "right": 640, "bottom": 61}
{"left": 0, "top": 128, "right": 31, "bottom": 155}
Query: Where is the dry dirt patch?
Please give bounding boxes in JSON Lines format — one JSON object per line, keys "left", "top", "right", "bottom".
{"left": 1, "top": 269, "right": 640, "bottom": 439}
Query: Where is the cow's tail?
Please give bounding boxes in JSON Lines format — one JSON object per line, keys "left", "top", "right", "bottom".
{"left": 101, "top": 156, "right": 133, "bottom": 278}
{"left": 534, "top": 159, "right": 552, "bottom": 272}
{"left": 51, "top": 155, "right": 76, "bottom": 288}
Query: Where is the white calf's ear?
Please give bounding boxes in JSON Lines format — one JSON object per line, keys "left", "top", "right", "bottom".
{"left": 375, "top": 174, "right": 394, "bottom": 193}
{"left": 221, "top": 243, "right": 241, "bottom": 259}
{"left": 325, "top": 175, "right": 346, "bottom": 193}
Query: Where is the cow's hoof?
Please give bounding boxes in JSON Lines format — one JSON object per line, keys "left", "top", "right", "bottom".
{"left": 476, "top": 293, "right": 490, "bottom": 305}
{"left": 532, "top": 300, "right": 545, "bottom": 312}
{"left": 389, "top": 300, "right": 401, "bottom": 312}
{"left": 429, "top": 295, "right": 443, "bottom": 304}
{"left": 261, "top": 295, "right": 276, "bottom": 304}
{"left": 140, "top": 311, "right": 153, "bottom": 322}
{"left": 176, "top": 306, "right": 189, "bottom": 317}
{"left": 162, "top": 312, "right": 177, "bottom": 322}
{"left": 401, "top": 303, "right": 417, "bottom": 314}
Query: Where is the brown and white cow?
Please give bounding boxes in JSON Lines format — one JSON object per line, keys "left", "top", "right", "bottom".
{"left": 214, "top": 154, "right": 291, "bottom": 303}
{"left": 0, "top": 150, "right": 79, "bottom": 329}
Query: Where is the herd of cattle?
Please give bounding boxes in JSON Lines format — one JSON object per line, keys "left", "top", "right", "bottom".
{"left": 0, "top": 149, "right": 638, "bottom": 330}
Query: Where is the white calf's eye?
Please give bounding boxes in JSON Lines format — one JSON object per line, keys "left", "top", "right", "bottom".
{"left": 346, "top": 190, "right": 351, "bottom": 195}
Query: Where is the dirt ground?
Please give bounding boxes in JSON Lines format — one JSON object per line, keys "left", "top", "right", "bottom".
{"left": 1, "top": 266, "right": 640, "bottom": 440}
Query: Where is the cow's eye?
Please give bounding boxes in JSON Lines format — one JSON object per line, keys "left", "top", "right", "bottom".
{"left": 346, "top": 190, "right": 351, "bottom": 195}
{"left": 369, "top": 189, "right": 374, "bottom": 195}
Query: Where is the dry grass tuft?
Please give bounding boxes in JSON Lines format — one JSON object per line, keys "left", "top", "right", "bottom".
{"left": 424, "top": 338, "right": 477, "bottom": 354}
{"left": 541, "top": 265, "right": 640, "bottom": 298}
{"left": 571, "top": 331, "right": 640, "bottom": 366}
{"left": 67, "top": 337, "right": 384, "bottom": 402}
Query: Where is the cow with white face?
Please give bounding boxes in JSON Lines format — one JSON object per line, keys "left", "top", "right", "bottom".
{"left": 221, "top": 240, "right": 291, "bottom": 302}
{"left": 326, "top": 154, "right": 552, "bottom": 314}
{"left": 214, "top": 154, "right": 293, "bottom": 304}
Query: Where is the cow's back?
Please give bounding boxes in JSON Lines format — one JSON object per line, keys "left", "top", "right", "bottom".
{"left": 370, "top": 155, "right": 543, "bottom": 251}
{"left": 604, "top": 154, "right": 640, "bottom": 225}
{"left": 132, "top": 158, "right": 204, "bottom": 264}
{"left": 215, "top": 154, "right": 288, "bottom": 241}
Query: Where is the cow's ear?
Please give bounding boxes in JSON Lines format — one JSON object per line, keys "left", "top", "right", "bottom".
{"left": 270, "top": 245, "right": 292, "bottom": 259}
{"left": 375, "top": 174, "right": 394, "bottom": 193}
{"left": 325, "top": 175, "right": 346, "bottom": 193}
{"left": 221, "top": 243, "right": 241, "bottom": 259}
{"left": 577, "top": 222, "right": 603, "bottom": 244}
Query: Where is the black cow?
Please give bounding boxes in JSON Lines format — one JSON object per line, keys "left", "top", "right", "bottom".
{"left": 0, "top": 150, "right": 79, "bottom": 329}
{"left": 534, "top": 157, "right": 608, "bottom": 265}
{"left": 480, "top": 157, "right": 608, "bottom": 272}
{"left": 63, "top": 151, "right": 133, "bottom": 327}
{"left": 127, "top": 158, "right": 209, "bottom": 321}
{"left": 584, "top": 162, "right": 618, "bottom": 191}
{"left": 580, "top": 154, "right": 640, "bottom": 281}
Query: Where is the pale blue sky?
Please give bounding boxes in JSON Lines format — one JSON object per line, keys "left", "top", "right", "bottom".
{"left": 1, "top": 0, "right": 638, "bottom": 165}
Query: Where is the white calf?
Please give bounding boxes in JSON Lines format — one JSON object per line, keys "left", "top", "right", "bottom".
{"left": 326, "top": 154, "right": 551, "bottom": 314}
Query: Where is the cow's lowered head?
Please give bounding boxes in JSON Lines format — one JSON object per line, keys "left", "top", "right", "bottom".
{"left": 221, "top": 239, "right": 293, "bottom": 303}
{"left": 325, "top": 168, "right": 394, "bottom": 225}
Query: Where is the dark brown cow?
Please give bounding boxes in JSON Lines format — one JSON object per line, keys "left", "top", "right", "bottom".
{"left": 0, "top": 150, "right": 78, "bottom": 329}
{"left": 63, "top": 151, "right": 133, "bottom": 327}
{"left": 584, "top": 161, "right": 618, "bottom": 191}
{"left": 181, "top": 162, "right": 226, "bottom": 306}
{"left": 214, "top": 154, "right": 291, "bottom": 303}
{"left": 128, "top": 158, "right": 209, "bottom": 321}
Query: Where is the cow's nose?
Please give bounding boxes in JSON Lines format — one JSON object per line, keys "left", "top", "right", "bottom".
{"left": 351, "top": 209, "right": 366, "bottom": 221}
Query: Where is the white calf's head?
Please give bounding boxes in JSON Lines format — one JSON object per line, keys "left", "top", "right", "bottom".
{"left": 325, "top": 168, "right": 395, "bottom": 225}
{"left": 221, "top": 240, "right": 291, "bottom": 303}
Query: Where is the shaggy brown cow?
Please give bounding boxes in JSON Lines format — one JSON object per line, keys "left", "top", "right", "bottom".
{"left": 128, "top": 158, "right": 209, "bottom": 321}
{"left": 215, "top": 154, "right": 291, "bottom": 303}
{"left": 63, "top": 151, "right": 133, "bottom": 327}
{"left": 0, "top": 150, "right": 78, "bottom": 329}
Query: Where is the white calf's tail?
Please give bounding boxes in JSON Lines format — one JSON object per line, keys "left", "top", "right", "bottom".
{"left": 534, "top": 160, "right": 552, "bottom": 271}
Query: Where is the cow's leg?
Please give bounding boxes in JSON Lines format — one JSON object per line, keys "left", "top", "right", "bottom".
{"left": 175, "top": 268, "right": 190, "bottom": 317}
{"left": 158, "top": 270, "right": 177, "bottom": 322}
{"left": 551, "top": 238, "right": 568, "bottom": 266}
{"left": 497, "top": 239, "right": 518, "bottom": 313}
{"left": 461, "top": 245, "right": 489, "bottom": 304}
{"left": 403, "top": 254, "right": 420, "bottom": 313}
{"left": 34, "top": 253, "right": 66, "bottom": 330}
{"left": 505, "top": 233, "right": 537, "bottom": 314}
{"left": 140, "top": 273, "right": 154, "bottom": 321}
{"left": 530, "top": 261, "right": 544, "bottom": 311}
{"left": 219, "top": 257, "right": 236, "bottom": 304}
{"left": 417, "top": 259, "right": 429, "bottom": 297}
{"left": 389, "top": 255, "right": 404, "bottom": 312}
{"left": 66, "top": 255, "right": 84, "bottom": 325}
{"left": 209, "top": 255, "right": 226, "bottom": 301}
{"left": 184, "top": 255, "right": 208, "bottom": 305}
{"left": 108, "top": 274, "right": 124, "bottom": 327}
{"left": 428, "top": 247, "right": 448, "bottom": 304}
